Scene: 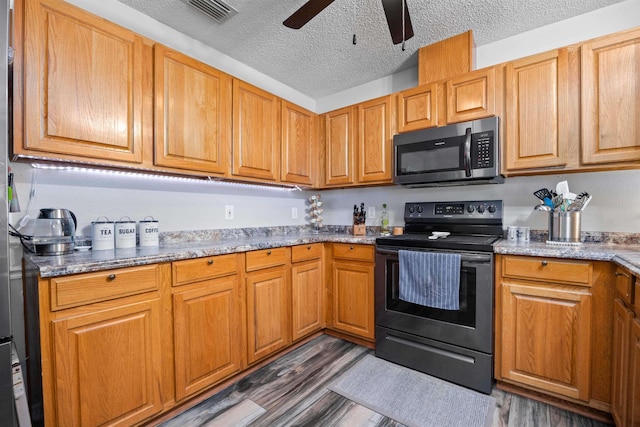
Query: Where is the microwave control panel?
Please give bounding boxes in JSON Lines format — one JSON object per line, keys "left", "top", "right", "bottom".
{"left": 472, "top": 131, "right": 494, "bottom": 169}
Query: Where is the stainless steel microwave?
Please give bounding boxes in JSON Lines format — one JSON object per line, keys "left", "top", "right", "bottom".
{"left": 393, "top": 116, "right": 503, "bottom": 187}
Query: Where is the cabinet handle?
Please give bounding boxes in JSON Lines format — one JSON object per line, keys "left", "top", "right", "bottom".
{"left": 350, "top": 246, "right": 354, "bottom": 250}
{"left": 541, "top": 260, "right": 548, "bottom": 266}
{"left": 107, "top": 274, "right": 116, "bottom": 281}
{"left": 307, "top": 245, "right": 311, "bottom": 250}
{"left": 207, "top": 259, "right": 214, "bottom": 265}
{"left": 267, "top": 250, "right": 272, "bottom": 255}
{"left": 615, "top": 272, "right": 625, "bottom": 277}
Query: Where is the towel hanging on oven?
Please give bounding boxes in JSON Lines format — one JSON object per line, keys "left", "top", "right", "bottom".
{"left": 398, "top": 250, "right": 461, "bottom": 310}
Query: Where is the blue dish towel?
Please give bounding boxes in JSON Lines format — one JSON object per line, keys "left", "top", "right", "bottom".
{"left": 398, "top": 250, "right": 461, "bottom": 310}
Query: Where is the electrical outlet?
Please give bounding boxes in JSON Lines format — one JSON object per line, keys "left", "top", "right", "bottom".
{"left": 291, "top": 207, "right": 298, "bottom": 219}
{"left": 224, "top": 205, "right": 234, "bottom": 220}
{"left": 367, "top": 206, "right": 376, "bottom": 219}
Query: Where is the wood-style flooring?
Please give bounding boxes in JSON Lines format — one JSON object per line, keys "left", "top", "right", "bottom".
{"left": 157, "top": 335, "right": 613, "bottom": 427}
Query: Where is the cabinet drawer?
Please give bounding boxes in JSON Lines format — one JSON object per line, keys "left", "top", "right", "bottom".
{"left": 50, "top": 264, "right": 160, "bottom": 310}
{"left": 291, "top": 243, "right": 322, "bottom": 263}
{"left": 246, "top": 247, "right": 288, "bottom": 272}
{"left": 333, "top": 243, "right": 375, "bottom": 262}
{"left": 614, "top": 267, "right": 634, "bottom": 305}
{"left": 502, "top": 256, "right": 591, "bottom": 285}
{"left": 173, "top": 254, "right": 238, "bottom": 286}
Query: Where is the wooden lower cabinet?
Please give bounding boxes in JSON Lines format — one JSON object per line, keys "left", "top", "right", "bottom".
{"left": 495, "top": 255, "right": 616, "bottom": 413}
{"left": 329, "top": 244, "right": 375, "bottom": 341}
{"left": 611, "top": 267, "right": 640, "bottom": 427}
{"left": 291, "top": 244, "right": 324, "bottom": 341}
{"left": 245, "top": 248, "right": 291, "bottom": 364}
{"left": 172, "top": 276, "right": 243, "bottom": 401}
{"left": 51, "top": 297, "right": 164, "bottom": 427}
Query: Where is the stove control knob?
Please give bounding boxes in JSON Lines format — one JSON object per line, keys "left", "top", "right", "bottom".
{"left": 488, "top": 205, "right": 497, "bottom": 214}
{"left": 466, "top": 205, "right": 475, "bottom": 213}
{"left": 477, "top": 205, "right": 486, "bottom": 214}
{"left": 408, "top": 206, "right": 415, "bottom": 214}
{"left": 416, "top": 206, "right": 424, "bottom": 214}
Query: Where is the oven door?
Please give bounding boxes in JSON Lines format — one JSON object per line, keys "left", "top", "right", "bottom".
{"left": 375, "top": 246, "right": 494, "bottom": 354}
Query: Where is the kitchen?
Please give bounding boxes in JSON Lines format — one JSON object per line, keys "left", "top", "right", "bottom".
{"left": 3, "top": 0, "right": 640, "bottom": 426}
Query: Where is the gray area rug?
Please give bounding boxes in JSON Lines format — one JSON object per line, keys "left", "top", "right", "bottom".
{"left": 328, "top": 354, "right": 496, "bottom": 427}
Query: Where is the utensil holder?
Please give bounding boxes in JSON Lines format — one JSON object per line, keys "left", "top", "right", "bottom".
{"left": 548, "top": 211, "right": 581, "bottom": 242}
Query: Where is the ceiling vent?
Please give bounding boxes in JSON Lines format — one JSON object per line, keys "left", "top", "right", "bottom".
{"left": 187, "top": 0, "right": 238, "bottom": 24}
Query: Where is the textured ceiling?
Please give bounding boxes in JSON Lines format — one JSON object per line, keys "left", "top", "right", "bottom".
{"left": 115, "top": 0, "right": 626, "bottom": 99}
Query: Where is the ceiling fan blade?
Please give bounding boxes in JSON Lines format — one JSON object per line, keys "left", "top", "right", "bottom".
{"left": 381, "top": 0, "right": 414, "bottom": 44}
{"left": 283, "top": 0, "right": 337, "bottom": 29}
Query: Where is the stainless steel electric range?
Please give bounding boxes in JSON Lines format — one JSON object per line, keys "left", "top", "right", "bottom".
{"left": 375, "top": 200, "right": 503, "bottom": 394}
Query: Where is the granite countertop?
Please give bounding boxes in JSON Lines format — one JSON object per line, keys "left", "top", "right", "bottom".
{"left": 25, "top": 232, "right": 377, "bottom": 278}
{"left": 494, "top": 240, "right": 640, "bottom": 276}
{"left": 23, "top": 230, "right": 640, "bottom": 278}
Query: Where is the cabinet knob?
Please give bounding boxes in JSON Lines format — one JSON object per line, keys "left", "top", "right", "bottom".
{"left": 541, "top": 260, "right": 548, "bottom": 266}
{"left": 267, "top": 250, "right": 272, "bottom": 255}
{"left": 107, "top": 274, "right": 116, "bottom": 281}
{"left": 207, "top": 259, "right": 214, "bottom": 265}
{"left": 350, "top": 246, "right": 354, "bottom": 250}
{"left": 307, "top": 245, "right": 311, "bottom": 250}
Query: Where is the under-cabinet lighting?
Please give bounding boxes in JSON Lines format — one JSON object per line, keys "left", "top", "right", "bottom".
{"left": 30, "top": 163, "right": 302, "bottom": 192}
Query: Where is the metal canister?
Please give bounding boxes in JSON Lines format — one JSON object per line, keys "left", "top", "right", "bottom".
{"left": 115, "top": 217, "right": 137, "bottom": 249}
{"left": 138, "top": 216, "right": 159, "bottom": 247}
{"left": 92, "top": 217, "right": 115, "bottom": 250}
{"left": 549, "top": 211, "right": 581, "bottom": 242}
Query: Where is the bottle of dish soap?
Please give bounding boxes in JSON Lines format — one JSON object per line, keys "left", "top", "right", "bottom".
{"left": 381, "top": 203, "right": 390, "bottom": 235}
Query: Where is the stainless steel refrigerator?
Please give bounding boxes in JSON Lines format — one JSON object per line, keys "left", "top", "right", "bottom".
{"left": 0, "top": 0, "right": 16, "bottom": 424}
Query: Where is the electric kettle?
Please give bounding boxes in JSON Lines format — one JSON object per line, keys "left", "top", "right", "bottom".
{"left": 27, "top": 208, "right": 77, "bottom": 255}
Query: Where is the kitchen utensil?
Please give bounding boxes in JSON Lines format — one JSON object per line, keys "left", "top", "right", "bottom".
{"left": 533, "top": 188, "right": 553, "bottom": 201}
{"left": 556, "top": 180, "right": 570, "bottom": 196}
{"left": 534, "top": 204, "right": 551, "bottom": 212}
{"left": 551, "top": 194, "right": 564, "bottom": 210}
{"left": 580, "top": 194, "right": 592, "bottom": 211}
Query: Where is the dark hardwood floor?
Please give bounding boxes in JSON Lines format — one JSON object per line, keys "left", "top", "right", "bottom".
{"left": 156, "top": 335, "right": 613, "bottom": 427}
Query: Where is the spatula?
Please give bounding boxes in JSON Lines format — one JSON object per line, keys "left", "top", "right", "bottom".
{"left": 533, "top": 188, "right": 553, "bottom": 201}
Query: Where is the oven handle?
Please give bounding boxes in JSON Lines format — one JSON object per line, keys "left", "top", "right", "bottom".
{"left": 376, "top": 247, "right": 492, "bottom": 264}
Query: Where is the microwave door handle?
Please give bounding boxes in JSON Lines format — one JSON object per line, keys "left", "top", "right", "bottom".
{"left": 463, "top": 127, "right": 472, "bottom": 177}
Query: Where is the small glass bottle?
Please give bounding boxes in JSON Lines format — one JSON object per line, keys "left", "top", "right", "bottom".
{"left": 381, "top": 203, "right": 390, "bottom": 235}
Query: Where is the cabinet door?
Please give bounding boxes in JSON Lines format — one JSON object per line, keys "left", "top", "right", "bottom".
{"left": 446, "top": 67, "right": 496, "bottom": 124}
{"left": 331, "top": 261, "right": 374, "bottom": 340}
{"left": 582, "top": 28, "right": 640, "bottom": 165}
{"left": 281, "top": 101, "right": 317, "bottom": 185}
{"left": 629, "top": 318, "right": 640, "bottom": 427}
{"left": 173, "top": 277, "right": 242, "bottom": 401}
{"left": 17, "top": 0, "right": 150, "bottom": 163}
{"left": 246, "top": 268, "right": 290, "bottom": 364}
{"left": 500, "top": 282, "right": 592, "bottom": 401}
{"left": 232, "top": 80, "right": 281, "bottom": 181}
{"left": 324, "top": 106, "right": 356, "bottom": 186}
{"left": 504, "top": 49, "right": 570, "bottom": 171}
{"left": 291, "top": 260, "right": 323, "bottom": 341}
{"left": 612, "top": 299, "right": 634, "bottom": 427}
{"left": 154, "top": 44, "right": 232, "bottom": 175}
{"left": 397, "top": 83, "right": 439, "bottom": 132}
{"left": 51, "top": 299, "right": 162, "bottom": 426}
{"left": 357, "top": 96, "right": 394, "bottom": 184}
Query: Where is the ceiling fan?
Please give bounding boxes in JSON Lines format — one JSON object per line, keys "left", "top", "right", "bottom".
{"left": 283, "top": 0, "right": 414, "bottom": 45}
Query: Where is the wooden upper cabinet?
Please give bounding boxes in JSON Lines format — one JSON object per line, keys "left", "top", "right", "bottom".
{"left": 324, "top": 106, "right": 356, "bottom": 186}
{"left": 14, "top": 0, "right": 151, "bottom": 164}
{"left": 581, "top": 28, "right": 640, "bottom": 165}
{"left": 397, "top": 83, "right": 439, "bottom": 133}
{"left": 154, "top": 44, "right": 232, "bottom": 175}
{"left": 418, "top": 30, "right": 474, "bottom": 85}
{"left": 446, "top": 67, "right": 496, "bottom": 124}
{"left": 281, "top": 101, "right": 317, "bottom": 186}
{"left": 504, "top": 49, "right": 571, "bottom": 171}
{"left": 357, "top": 95, "right": 394, "bottom": 183}
{"left": 232, "top": 80, "right": 281, "bottom": 181}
